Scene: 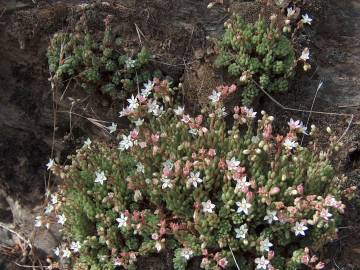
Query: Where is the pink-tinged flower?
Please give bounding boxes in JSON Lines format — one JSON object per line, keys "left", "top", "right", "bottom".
{"left": 229, "top": 84, "right": 237, "bottom": 93}
{"left": 263, "top": 124, "right": 272, "bottom": 140}
{"left": 202, "top": 249, "right": 208, "bottom": 256}
{"left": 139, "top": 141, "right": 147, "bottom": 148}
{"left": 151, "top": 133, "right": 160, "bottom": 143}
{"left": 288, "top": 118, "right": 307, "bottom": 134}
{"left": 159, "top": 227, "right": 166, "bottom": 236}
{"left": 162, "top": 167, "right": 172, "bottom": 177}
{"left": 320, "top": 208, "right": 332, "bottom": 221}
{"left": 208, "top": 149, "right": 216, "bottom": 157}
{"left": 130, "top": 129, "right": 139, "bottom": 140}
{"left": 218, "top": 158, "right": 227, "bottom": 170}
{"left": 151, "top": 233, "right": 159, "bottom": 240}
{"left": 268, "top": 250, "right": 275, "bottom": 260}
{"left": 195, "top": 115, "right": 203, "bottom": 125}
{"left": 241, "top": 107, "right": 257, "bottom": 118}
{"left": 170, "top": 222, "right": 180, "bottom": 232}
{"left": 246, "top": 191, "right": 254, "bottom": 201}
{"left": 181, "top": 114, "right": 191, "bottom": 124}
{"left": 315, "top": 262, "right": 325, "bottom": 269}
{"left": 301, "top": 255, "right": 310, "bottom": 265}
{"left": 226, "top": 157, "right": 240, "bottom": 171}
{"left": 310, "top": 255, "right": 318, "bottom": 263}
{"left": 235, "top": 176, "right": 251, "bottom": 193}
{"left": 137, "top": 94, "right": 147, "bottom": 103}
{"left": 269, "top": 187, "right": 280, "bottom": 195}
{"left": 218, "top": 258, "right": 228, "bottom": 268}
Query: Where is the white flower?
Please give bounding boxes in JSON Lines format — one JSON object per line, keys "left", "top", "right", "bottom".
{"left": 208, "top": 90, "right": 221, "bottom": 104}
{"left": 217, "top": 107, "right": 228, "bottom": 118}
{"left": 134, "top": 190, "right": 142, "bottom": 202}
{"left": 57, "top": 214, "right": 66, "bottom": 225}
{"left": 260, "top": 238, "right": 273, "bottom": 252}
{"left": 287, "top": 7, "right": 296, "bottom": 17}
{"left": 84, "top": 138, "right": 92, "bottom": 148}
{"left": 202, "top": 200, "right": 215, "bottom": 214}
{"left": 141, "top": 80, "right": 154, "bottom": 97}
{"left": 53, "top": 246, "right": 60, "bottom": 257}
{"left": 226, "top": 157, "right": 240, "bottom": 171}
{"left": 264, "top": 210, "right": 278, "bottom": 224}
{"left": 45, "top": 204, "right": 54, "bottom": 215}
{"left": 187, "top": 171, "right": 203, "bottom": 188}
{"left": 288, "top": 118, "right": 307, "bottom": 134}
{"left": 95, "top": 171, "right": 107, "bottom": 185}
{"left": 155, "top": 241, "right": 163, "bottom": 252}
{"left": 293, "top": 221, "right": 308, "bottom": 236}
{"left": 147, "top": 99, "right": 164, "bottom": 116}
{"left": 235, "top": 224, "right": 248, "bottom": 239}
{"left": 127, "top": 95, "right": 139, "bottom": 110}
{"left": 134, "top": 118, "right": 144, "bottom": 127}
{"left": 136, "top": 162, "right": 145, "bottom": 174}
{"left": 189, "top": 128, "right": 198, "bottom": 136}
{"left": 113, "top": 257, "right": 122, "bottom": 266}
{"left": 174, "top": 106, "right": 185, "bottom": 116}
{"left": 162, "top": 160, "right": 174, "bottom": 170}
{"left": 62, "top": 247, "right": 71, "bottom": 258}
{"left": 51, "top": 194, "right": 58, "bottom": 205}
{"left": 300, "top": 48, "right": 310, "bottom": 61}
{"left": 242, "top": 107, "right": 257, "bottom": 118}
{"left": 34, "top": 216, "right": 42, "bottom": 227}
{"left": 302, "top": 14, "right": 312, "bottom": 25}
{"left": 255, "top": 256, "right": 270, "bottom": 270}
{"left": 118, "top": 134, "right": 134, "bottom": 151}
{"left": 70, "top": 241, "right": 81, "bottom": 253}
{"left": 116, "top": 213, "right": 128, "bottom": 228}
{"left": 236, "top": 198, "right": 252, "bottom": 215}
{"left": 125, "top": 58, "right": 136, "bottom": 68}
{"left": 320, "top": 208, "right": 332, "bottom": 221}
{"left": 46, "top": 158, "right": 55, "bottom": 170}
{"left": 107, "top": 122, "right": 117, "bottom": 134}
{"left": 180, "top": 248, "right": 193, "bottom": 260}
{"left": 283, "top": 138, "right": 298, "bottom": 150}
{"left": 161, "top": 177, "right": 173, "bottom": 189}
{"left": 235, "top": 176, "right": 250, "bottom": 192}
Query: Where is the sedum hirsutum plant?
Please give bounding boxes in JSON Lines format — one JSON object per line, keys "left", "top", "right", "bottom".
{"left": 47, "top": 14, "right": 150, "bottom": 100}
{"left": 215, "top": 15, "right": 296, "bottom": 105}
{"left": 45, "top": 79, "right": 355, "bottom": 270}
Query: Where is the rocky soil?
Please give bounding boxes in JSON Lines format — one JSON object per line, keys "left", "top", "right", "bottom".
{"left": 0, "top": 0, "right": 359, "bottom": 269}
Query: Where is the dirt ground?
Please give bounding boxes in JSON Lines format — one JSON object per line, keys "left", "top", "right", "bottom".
{"left": 0, "top": 0, "right": 359, "bottom": 269}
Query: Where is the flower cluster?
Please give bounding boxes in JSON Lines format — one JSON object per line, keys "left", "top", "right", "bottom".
{"left": 47, "top": 9, "right": 151, "bottom": 99}
{"left": 215, "top": 16, "right": 296, "bottom": 105}
{"left": 49, "top": 79, "right": 353, "bottom": 270}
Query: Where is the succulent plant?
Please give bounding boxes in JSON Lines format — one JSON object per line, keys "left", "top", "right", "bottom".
{"left": 45, "top": 79, "right": 353, "bottom": 270}
{"left": 215, "top": 15, "right": 296, "bottom": 105}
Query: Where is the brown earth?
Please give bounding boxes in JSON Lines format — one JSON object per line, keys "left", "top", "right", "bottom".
{"left": 0, "top": 0, "right": 359, "bottom": 269}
